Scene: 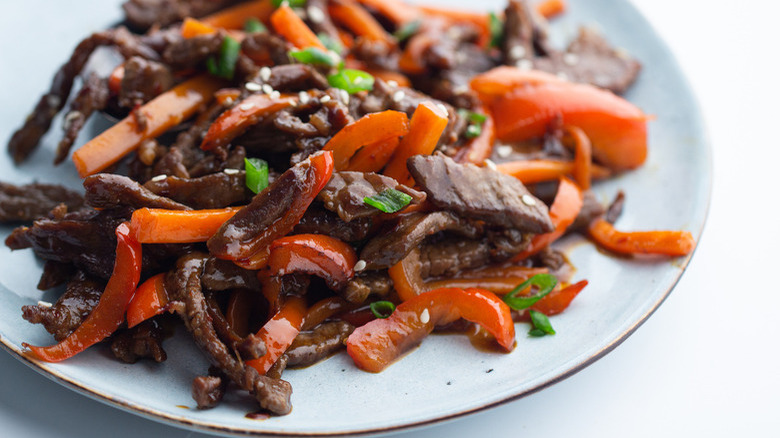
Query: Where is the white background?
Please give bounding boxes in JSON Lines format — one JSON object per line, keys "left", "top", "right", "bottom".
{"left": 1, "top": 0, "right": 778, "bottom": 437}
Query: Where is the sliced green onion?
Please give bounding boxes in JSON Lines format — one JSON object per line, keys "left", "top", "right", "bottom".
{"left": 458, "top": 109, "right": 487, "bottom": 139}
{"left": 370, "top": 301, "right": 396, "bottom": 319}
{"left": 244, "top": 157, "right": 269, "bottom": 194}
{"left": 207, "top": 36, "right": 241, "bottom": 80}
{"left": 502, "top": 273, "right": 558, "bottom": 310}
{"left": 289, "top": 47, "right": 340, "bottom": 66}
{"left": 244, "top": 17, "right": 267, "bottom": 33}
{"left": 528, "top": 310, "right": 556, "bottom": 336}
{"left": 272, "top": 0, "right": 307, "bottom": 7}
{"left": 489, "top": 12, "right": 503, "bottom": 48}
{"left": 318, "top": 32, "right": 344, "bottom": 55}
{"left": 465, "top": 124, "right": 483, "bottom": 138}
{"left": 394, "top": 20, "right": 421, "bottom": 42}
{"left": 327, "top": 69, "right": 375, "bottom": 94}
{"left": 364, "top": 189, "right": 412, "bottom": 213}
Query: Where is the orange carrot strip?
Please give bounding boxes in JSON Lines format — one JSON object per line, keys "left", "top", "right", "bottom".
{"left": 455, "top": 111, "right": 495, "bottom": 164}
{"left": 72, "top": 75, "right": 223, "bottom": 178}
{"left": 356, "top": 0, "right": 422, "bottom": 24}
{"left": 496, "top": 159, "right": 611, "bottom": 184}
{"left": 383, "top": 101, "right": 449, "bottom": 185}
{"left": 567, "top": 125, "right": 592, "bottom": 190}
{"left": 398, "top": 32, "right": 433, "bottom": 74}
{"left": 200, "top": 93, "right": 296, "bottom": 150}
{"left": 181, "top": 17, "right": 218, "bottom": 38}
{"left": 270, "top": 4, "right": 327, "bottom": 50}
{"left": 246, "top": 296, "right": 307, "bottom": 374}
{"left": 329, "top": 0, "right": 395, "bottom": 44}
{"left": 418, "top": 6, "right": 491, "bottom": 46}
{"left": 536, "top": 0, "right": 567, "bottom": 19}
{"left": 324, "top": 110, "right": 410, "bottom": 170}
{"left": 214, "top": 88, "right": 241, "bottom": 105}
{"left": 130, "top": 207, "right": 241, "bottom": 244}
{"left": 201, "top": 0, "right": 274, "bottom": 29}
{"left": 588, "top": 219, "right": 695, "bottom": 257}
{"left": 346, "top": 136, "right": 400, "bottom": 172}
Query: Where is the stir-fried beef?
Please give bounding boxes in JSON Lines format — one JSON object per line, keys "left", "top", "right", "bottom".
{"left": 122, "top": 0, "right": 241, "bottom": 31}
{"left": 37, "top": 260, "right": 75, "bottom": 291}
{"left": 249, "top": 64, "right": 330, "bottom": 92}
{"left": 163, "top": 33, "right": 224, "bottom": 70}
{"left": 144, "top": 171, "right": 253, "bottom": 209}
{"left": 418, "top": 229, "right": 529, "bottom": 278}
{"left": 110, "top": 319, "right": 168, "bottom": 363}
{"left": 21, "top": 271, "right": 103, "bottom": 342}
{"left": 293, "top": 204, "right": 372, "bottom": 243}
{"left": 192, "top": 375, "right": 227, "bottom": 409}
{"left": 118, "top": 56, "right": 174, "bottom": 108}
{"left": 342, "top": 271, "right": 393, "bottom": 303}
{"left": 84, "top": 173, "right": 190, "bottom": 210}
{"left": 0, "top": 182, "right": 85, "bottom": 223}
{"left": 318, "top": 171, "right": 426, "bottom": 222}
{"left": 605, "top": 190, "right": 626, "bottom": 224}
{"left": 238, "top": 333, "right": 268, "bottom": 361}
{"left": 56, "top": 73, "right": 111, "bottom": 164}
{"left": 8, "top": 27, "right": 158, "bottom": 163}
{"left": 408, "top": 154, "right": 553, "bottom": 233}
{"left": 242, "top": 32, "right": 292, "bottom": 67}
{"left": 304, "top": 0, "right": 342, "bottom": 43}
{"left": 570, "top": 189, "right": 605, "bottom": 232}
{"left": 502, "top": 0, "right": 546, "bottom": 66}
{"left": 360, "top": 211, "right": 482, "bottom": 270}
{"left": 286, "top": 321, "right": 354, "bottom": 368}
{"left": 201, "top": 257, "right": 261, "bottom": 291}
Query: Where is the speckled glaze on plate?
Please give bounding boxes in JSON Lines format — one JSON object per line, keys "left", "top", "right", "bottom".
{"left": 0, "top": 0, "right": 710, "bottom": 435}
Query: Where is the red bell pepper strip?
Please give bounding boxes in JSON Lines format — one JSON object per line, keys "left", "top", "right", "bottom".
{"left": 324, "top": 110, "right": 410, "bottom": 170}
{"left": 268, "top": 234, "right": 358, "bottom": 291}
{"left": 130, "top": 207, "right": 241, "bottom": 244}
{"left": 246, "top": 296, "right": 307, "bottom": 374}
{"left": 454, "top": 111, "right": 496, "bottom": 165}
{"left": 346, "top": 287, "right": 515, "bottom": 372}
{"left": 588, "top": 218, "right": 695, "bottom": 256}
{"left": 496, "top": 159, "right": 611, "bottom": 185}
{"left": 387, "top": 249, "right": 425, "bottom": 302}
{"left": 527, "top": 280, "right": 588, "bottom": 317}
{"left": 200, "top": 93, "right": 296, "bottom": 151}
{"left": 471, "top": 66, "right": 648, "bottom": 171}
{"left": 567, "top": 125, "right": 592, "bottom": 190}
{"left": 513, "top": 177, "right": 583, "bottom": 261}
{"left": 126, "top": 273, "right": 168, "bottom": 328}
{"left": 302, "top": 297, "right": 353, "bottom": 331}
{"left": 24, "top": 223, "right": 142, "bottom": 362}
{"left": 345, "top": 136, "right": 400, "bottom": 173}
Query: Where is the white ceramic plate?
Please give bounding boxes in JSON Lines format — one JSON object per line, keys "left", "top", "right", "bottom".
{"left": 0, "top": 0, "right": 710, "bottom": 435}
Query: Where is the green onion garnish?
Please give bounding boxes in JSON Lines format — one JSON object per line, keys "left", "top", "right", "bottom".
{"left": 272, "top": 0, "right": 307, "bottom": 7}
{"left": 458, "top": 109, "right": 488, "bottom": 139}
{"left": 394, "top": 20, "right": 421, "bottom": 42}
{"left": 327, "top": 69, "right": 375, "bottom": 94}
{"left": 465, "top": 124, "right": 483, "bottom": 138}
{"left": 502, "top": 273, "right": 558, "bottom": 310}
{"left": 318, "top": 33, "right": 344, "bottom": 55}
{"left": 370, "top": 301, "right": 396, "bottom": 319}
{"left": 244, "top": 17, "right": 267, "bottom": 33}
{"left": 528, "top": 310, "right": 556, "bottom": 336}
{"left": 489, "top": 12, "right": 503, "bottom": 48}
{"left": 244, "top": 157, "right": 269, "bottom": 194}
{"left": 289, "top": 47, "right": 340, "bottom": 66}
{"left": 364, "top": 189, "right": 413, "bottom": 213}
{"left": 206, "top": 36, "right": 241, "bottom": 80}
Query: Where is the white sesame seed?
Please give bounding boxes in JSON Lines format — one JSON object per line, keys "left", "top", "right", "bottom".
{"left": 261, "top": 84, "right": 274, "bottom": 95}
{"left": 509, "top": 45, "right": 527, "bottom": 59}
{"left": 270, "top": 90, "right": 281, "bottom": 99}
{"left": 320, "top": 95, "right": 331, "bottom": 103}
{"left": 483, "top": 159, "right": 497, "bottom": 170}
{"left": 556, "top": 71, "right": 569, "bottom": 81}
{"left": 339, "top": 89, "right": 350, "bottom": 104}
{"left": 386, "top": 80, "right": 399, "bottom": 87}
{"left": 223, "top": 97, "right": 234, "bottom": 106}
{"left": 151, "top": 174, "right": 167, "bottom": 182}
{"left": 239, "top": 102, "right": 256, "bottom": 111}
{"left": 563, "top": 53, "right": 579, "bottom": 66}
{"left": 521, "top": 194, "right": 537, "bottom": 206}
{"left": 223, "top": 168, "right": 239, "bottom": 175}
{"left": 392, "top": 90, "right": 405, "bottom": 103}
{"left": 516, "top": 59, "right": 533, "bottom": 71}
{"left": 307, "top": 6, "right": 325, "bottom": 23}
{"left": 354, "top": 260, "right": 367, "bottom": 272}
{"left": 496, "top": 145, "right": 513, "bottom": 158}
{"left": 37, "top": 300, "right": 53, "bottom": 308}
{"left": 245, "top": 81, "right": 262, "bottom": 91}
{"left": 420, "top": 308, "right": 430, "bottom": 324}
{"left": 63, "top": 110, "right": 81, "bottom": 131}
{"left": 259, "top": 66, "right": 272, "bottom": 82}
{"left": 436, "top": 103, "right": 449, "bottom": 116}
{"left": 298, "top": 91, "right": 310, "bottom": 104}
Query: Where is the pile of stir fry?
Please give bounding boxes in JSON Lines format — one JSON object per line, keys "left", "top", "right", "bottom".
{"left": 1, "top": 0, "right": 694, "bottom": 415}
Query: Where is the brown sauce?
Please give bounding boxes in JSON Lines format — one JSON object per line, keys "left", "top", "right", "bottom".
{"left": 245, "top": 412, "right": 270, "bottom": 420}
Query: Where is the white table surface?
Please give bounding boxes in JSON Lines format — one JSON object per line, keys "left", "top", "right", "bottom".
{"left": 1, "top": 0, "right": 778, "bottom": 437}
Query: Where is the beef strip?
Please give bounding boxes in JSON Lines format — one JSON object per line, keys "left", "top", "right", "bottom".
{"left": 502, "top": 0, "right": 546, "bottom": 66}
{"left": 0, "top": 182, "right": 84, "bottom": 223}
{"left": 360, "top": 211, "right": 482, "bottom": 270}
{"left": 56, "top": 72, "right": 110, "bottom": 164}
{"left": 122, "top": 0, "right": 241, "bottom": 31}
{"left": 407, "top": 154, "right": 553, "bottom": 233}
{"left": 304, "top": 0, "right": 341, "bottom": 42}
{"left": 37, "top": 260, "right": 75, "bottom": 291}
{"left": 144, "top": 171, "right": 253, "bottom": 209}
{"left": 342, "top": 271, "right": 393, "bottom": 303}
{"left": 8, "top": 27, "right": 158, "bottom": 163}
{"left": 110, "top": 319, "right": 168, "bottom": 363}
{"left": 83, "top": 173, "right": 190, "bottom": 210}
{"left": 162, "top": 33, "right": 223, "bottom": 70}
{"left": 237, "top": 333, "right": 268, "bottom": 361}
{"left": 570, "top": 189, "right": 605, "bottom": 232}
{"left": 605, "top": 190, "right": 626, "bottom": 224}
{"left": 293, "top": 204, "right": 372, "bottom": 243}
{"left": 247, "top": 64, "right": 330, "bottom": 92}
{"left": 167, "top": 253, "right": 292, "bottom": 414}
{"left": 418, "top": 229, "right": 530, "bottom": 279}
{"left": 192, "top": 375, "right": 227, "bottom": 409}
{"left": 285, "top": 321, "right": 354, "bottom": 368}
{"left": 318, "top": 171, "right": 426, "bottom": 222}
{"left": 201, "top": 257, "right": 261, "bottom": 291}
{"left": 21, "top": 271, "right": 103, "bottom": 342}
{"left": 242, "top": 32, "right": 292, "bottom": 67}
{"left": 118, "top": 56, "right": 174, "bottom": 108}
